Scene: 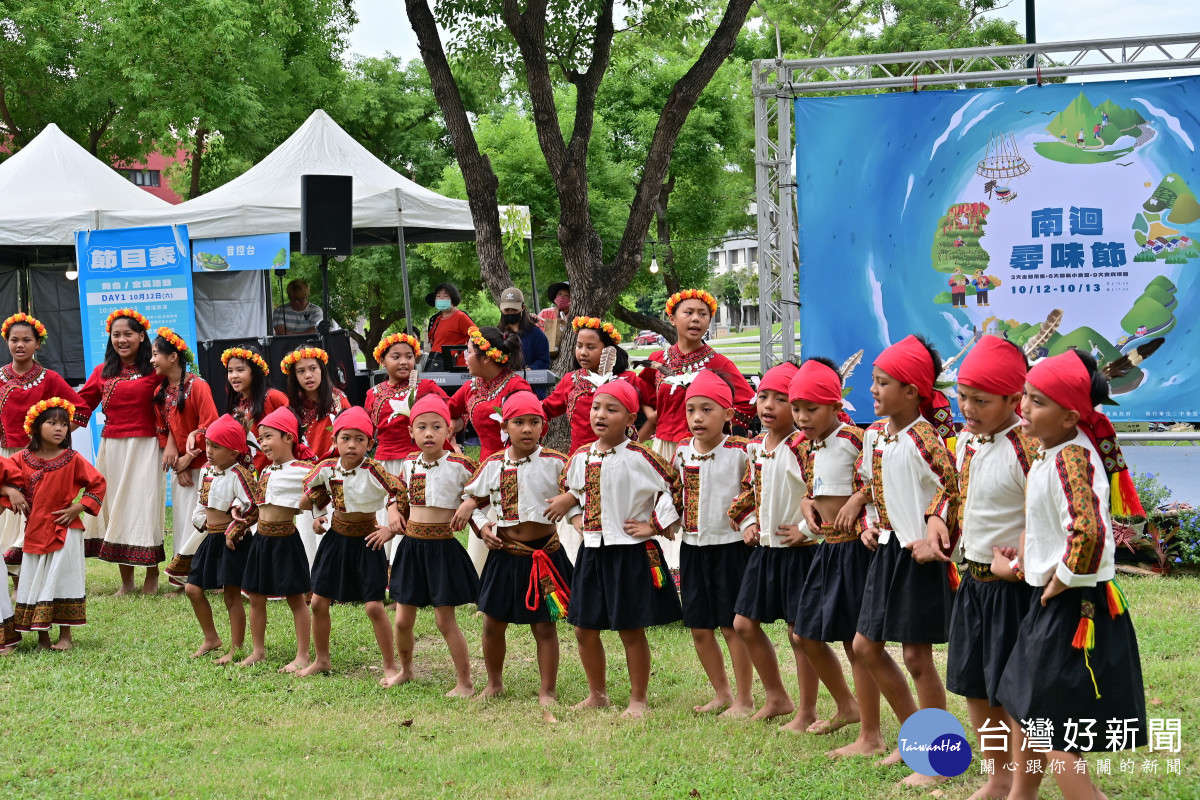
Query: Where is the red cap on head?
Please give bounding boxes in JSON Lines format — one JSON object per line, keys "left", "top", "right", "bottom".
{"left": 1027, "top": 351, "right": 1115, "bottom": 458}
{"left": 595, "top": 378, "right": 639, "bottom": 413}
{"left": 875, "top": 335, "right": 954, "bottom": 437}
{"left": 409, "top": 393, "right": 452, "bottom": 427}
{"left": 759, "top": 362, "right": 799, "bottom": 396}
{"left": 332, "top": 406, "right": 374, "bottom": 438}
{"left": 207, "top": 414, "right": 248, "bottom": 455}
{"left": 685, "top": 370, "right": 733, "bottom": 409}
{"left": 959, "top": 335, "right": 1027, "bottom": 397}
{"left": 789, "top": 360, "right": 842, "bottom": 405}
{"left": 259, "top": 407, "right": 315, "bottom": 461}
{"left": 502, "top": 390, "right": 545, "bottom": 421}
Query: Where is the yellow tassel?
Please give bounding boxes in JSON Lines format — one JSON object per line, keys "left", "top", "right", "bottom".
{"left": 947, "top": 562, "right": 961, "bottom": 591}
{"left": 1071, "top": 616, "right": 1095, "bottom": 650}
{"left": 650, "top": 566, "right": 664, "bottom": 589}
{"left": 1106, "top": 580, "right": 1129, "bottom": 618}
{"left": 1083, "top": 649, "right": 1101, "bottom": 700}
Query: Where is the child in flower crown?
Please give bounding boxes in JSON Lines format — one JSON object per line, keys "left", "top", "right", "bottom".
{"left": 214, "top": 344, "right": 288, "bottom": 472}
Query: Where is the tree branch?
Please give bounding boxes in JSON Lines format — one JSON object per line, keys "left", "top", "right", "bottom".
{"left": 500, "top": 0, "right": 567, "bottom": 178}
{"left": 611, "top": 303, "right": 675, "bottom": 343}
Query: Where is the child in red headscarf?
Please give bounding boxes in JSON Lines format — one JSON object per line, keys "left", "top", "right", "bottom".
{"left": 994, "top": 349, "right": 1146, "bottom": 800}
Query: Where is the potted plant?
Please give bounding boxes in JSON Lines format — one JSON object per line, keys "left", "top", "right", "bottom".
{"left": 1140, "top": 517, "right": 1181, "bottom": 574}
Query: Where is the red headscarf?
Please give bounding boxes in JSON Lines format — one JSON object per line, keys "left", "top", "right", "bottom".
{"left": 332, "top": 406, "right": 374, "bottom": 438}
{"left": 409, "top": 394, "right": 452, "bottom": 427}
{"left": 759, "top": 362, "right": 798, "bottom": 396}
{"left": 502, "top": 390, "right": 546, "bottom": 421}
{"left": 259, "top": 407, "right": 316, "bottom": 461}
{"left": 959, "top": 335, "right": 1027, "bottom": 397}
{"left": 875, "top": 335, "right": 954, "bottom": 441}
{"left": 595, "top": 379, "right": 640, "bottom": 413}
{"left": 685, "top": 370, "right": 733, "bottom": 409}
{"left": 788, "top": 360, "right": 841, "bottom": 405}
{"left": 206, "top": 414, "right": 248, "bottom": 455}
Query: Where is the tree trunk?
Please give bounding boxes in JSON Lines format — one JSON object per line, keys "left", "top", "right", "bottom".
{"left": 656, "top": 174, "right": 680, "bottom": 296}
{"left": 188, "top": 126, "right": 208, "bottom": 200}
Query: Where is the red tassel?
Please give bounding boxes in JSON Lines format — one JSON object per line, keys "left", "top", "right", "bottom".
{"left": 1071, "top": 616, "right": 1095, "bottom": 650}
{"left": 1115, "top": 469, "right": 1145, "bottom": 517}
{"left": 947, "top": 562, "right": 961, "bottom": 591}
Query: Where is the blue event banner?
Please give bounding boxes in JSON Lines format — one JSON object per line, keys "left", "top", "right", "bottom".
{"left": 191, "top": 232, "right": 290, "bottom": 272}
{"left": 74, "top": 225, "right": 197, "bottom": 375}
{"left": 795, "top": 76, "right": 1200, "bottom": 422}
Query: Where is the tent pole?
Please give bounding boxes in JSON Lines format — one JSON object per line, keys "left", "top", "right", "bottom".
{"left": 527, "top": 238, "right": 539, "bottom": 316}
{"left": 397, "top": 226, "right": 414, "bottom": 336}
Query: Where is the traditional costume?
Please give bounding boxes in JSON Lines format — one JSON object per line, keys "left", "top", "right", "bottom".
{"left": 945, "top": 337, "right": 1039, "bottom": 706}
{"left": 669, "top": 371, "right": 752, "bottom": 631}
{"left": 231, "top": 388, "right": 288, "bottom": 472}
{"left": 303, "top": 407, "right": 404, "bottom": 603}
{"left": 185, "top": 415, "right": 258, "bottom": 591}
{"left": 154, "top": 371, "right": 218, "bottom": 561}
{"left": 388, "top": 394, "right": 480, "bottom": 608}
{"left": 854, "top": 336, "right": 960, "bottom": 645}
{"left": 561, "top": 380, "right": 682, "bottom": 631}
{"left": 997, "top": 352, "right": 1146, "bottom": 752}
{"left": 0, "top": 453, "right": 20, "bottom": 645}
{"left": 542, "top": 367, "right": 648, "bottom": 452}
{"left": 463, "top": 391, "right": 574, "bottom": 624}
{"left": 787, "top": 360, "right": 873, "bottom": 643}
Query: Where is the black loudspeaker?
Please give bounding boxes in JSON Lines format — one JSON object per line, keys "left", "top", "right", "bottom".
{"left": 300, "top": 174, "right": 353, "bottom": 256}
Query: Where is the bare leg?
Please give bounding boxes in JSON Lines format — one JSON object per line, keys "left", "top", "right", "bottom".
{"left": 37, "top": 630, "right": 53, "bottom": 649}
{"left": 964, "top": 699, "right": 1015, "bottom": 800}
{"left": 184, "top": 583, "right": 222, "bottom": 657}
{"left": 435, "top": 605, "right": 474, "bottom": 697}
{"left": 829, "top": 641, "right": 888, "bottom": 757}
{"left": 115, "top": 564, "right": 136, "bottom": 596}
{"left": 852, "top": 633, "right": 915, "bottom": 767}
{"left": 530, "top": 621, "right": 560, "bottom": 707}
{"left": 297, "top": 595, "right": 333, "bottom": 676}
{"left": 719, "top": 625, "right": 756, "bottom": 718}
{"left": 140, "top": 565, "right": 160, "bottom": 595}
{"left": 386, "top": 603, "right": 418, "bottom": 686}
{"left": 898, "top": 643, "right": 950, "bottom": 787}
{"left": 279, "top": 594, "right": 312, "bottom": 673}
{"left": 572, "top": 627, "right": 610, "bottom": 709}
{"left": 50, "top": 625, "right": 74, "bottom": 651}
{"left": 239, "top": 593, "right": 268, "bottom": 666}
{"left": 796, "top": 633, "right": 860, "bottom": 734}
{"left": 365, "top": 600, "right": 399, "bottom": 686}
{"left": 478, "top": 614, "right": 508, "bottom": 699}
{"left": 213, "top": 585, "right": 245, "bottom": 665}
{"left": 690, "top": 628, "right": 733, "bottom": 713}
{"left": 1052, "top": 751, "right": 1102, "bottom": 800}
{"left": 618, "top": 628, "right": 651, "bottom": 718}
{"left": 1006, "top": 723, "right": 1047, "bottom": 800}
{"left": 781, "top": 623, "right": 820, "bottom": 733}
{"left": 734, "top": 614, "right": 795, "bottom": 721}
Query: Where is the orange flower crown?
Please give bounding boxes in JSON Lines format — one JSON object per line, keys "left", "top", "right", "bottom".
{"left": 24, "top": 397, "right": 75, "bottom": 437}
{"left": 155, "top": 327, "right": 196, "bottom": 368}
{"left": 467, "top": 326, "right": 508, "bottom": 365}
{"left": 571, "top": 316, "right": 622, "bottom": 345}
{"left": 105, "top": 308, "right": 151, "bottom": 334}
{"left": 2, "top": 312, "right": 47, "bottom": 342}
{"left": 373, "top": 332, "right": 422, "bottom": 364}
{"left": 221, "top": 347, "right": 269, "bottom": 375}
{"left": 281, "top": 346, "right": 329, "bottom": 375}
{"left": 665, "top": 289, "right": 717, "bottom": 316}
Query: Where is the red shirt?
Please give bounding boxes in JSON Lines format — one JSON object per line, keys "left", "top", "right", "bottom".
{"left": 542, "top": 369, "right": 649, "bottom": 452}
{"left": 365, "top": 378, "right": 448, "bottom": 461}
{"left": 448, "top": 371, "right": 532, "bottom": 460}
{"left": 154, "top": 373, "right": 218, "bottom": 471}
{"left": 0, "top": 363, "right": 90, "bottom": 449}
{"left": 232, "top": 388, "right": 289, "bottom": 471}
{"left": 79, "top": 364, "right": 161, "bottom": 438}
{"left": 638, "top": 344, "right": 756, "bottom": 443}
{"left": 6, "top": 449, "right": 105, "bottom": 555}
{"left": 295, "top": 388, "right": 350, "bottom": 461}
{"left": 427, "top": 308, "right": 474, "bottom": 367}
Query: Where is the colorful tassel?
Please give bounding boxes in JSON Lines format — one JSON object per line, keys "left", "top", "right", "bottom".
{"left": 646, "top": 541, "right": 666, "bottom": 589}
{"left": 1070, "top": 600, "right": 1102, "bottom": 700}
{"left": 1106, "top": 580, "right": 1129, "bottom": 618}
{"left": 947, "top": 562, "right": 961, "bottom": 591}
{"left": 1111, "top": 470, "right": 1145, "bottom": 518}
{"left": 527, "top": 550, "right": 571, "bottom": 619}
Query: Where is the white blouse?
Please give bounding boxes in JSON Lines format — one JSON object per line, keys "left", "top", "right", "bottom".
{"left": 303, "top": 456, "right": 405, "bottom": 514}
{"left": 1024, "top": 431, "right": 1115, "bottom": 588}
{"left": 562, "top": 439, "right": 679, "bottom": 547}
{"left": 957, "top": 424, "right": 1038, "bottom": 562}
{"left": 672, "top": 435, "right": 751, "bottom": 546}
{"left": 396, "top": 451, "right": 478, "bottom": 511}
{"left": 729, "top": 432, "right": 808, "bottom": 547}
{"left": 797, "top": 423, "right": 863, "bottom": 539}
{"left": 857, "top": 419, "right": 958, "bottom": 547}
{"left": 258, "top": 460, "right": 315, "bottom": 509}
{"left": 192, "top": 463, "right": 257, "bottom": 531}
{"left": 463, "top": 446, "right": 575, "bottom": 529}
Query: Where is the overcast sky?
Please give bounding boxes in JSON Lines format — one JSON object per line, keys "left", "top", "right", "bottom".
{"left": 347, "top": 1, "right": 1200, "bottom": 81}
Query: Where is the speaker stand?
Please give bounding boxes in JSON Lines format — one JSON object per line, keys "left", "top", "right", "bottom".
{"left": 318, "top": 253, "right": 331, "bottom": 343}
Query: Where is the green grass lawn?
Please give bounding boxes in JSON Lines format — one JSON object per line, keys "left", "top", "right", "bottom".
{"left": 2, "top": 551, "right": 1198, "bottom": 798}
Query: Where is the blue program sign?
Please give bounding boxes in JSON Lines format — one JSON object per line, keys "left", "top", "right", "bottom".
{"left": 74, "top": 225, "right": 197, "bottom": 374}
{"left": 191, "top": 232, "right": 290, "bottom": 272}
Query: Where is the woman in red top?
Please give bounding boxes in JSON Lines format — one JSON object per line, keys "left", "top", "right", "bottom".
{"left": 542, "top": 316, "right": 653, "bottom": 451}
{"left": 221, "top": 344, "right": 288, "bottom": 472}
{"left": 425, "top": 283, "right": 474, "bottom": 369}
{"left": 0, "top": 313, "right": 89, "bottom": 587}
{"left": 151, "top": 328, "right": 217, "bottom": 581}
{"left": 7, "top": 399, "right": 106, "bottom": 650}
{"left": 78, "top": 308, "right": 165, "bottom": 595}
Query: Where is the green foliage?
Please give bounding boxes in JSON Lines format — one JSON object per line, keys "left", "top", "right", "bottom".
{"left": 1133, "top": 471, "right": 1173, "bottom": 513}
{"left": 1132, "top": 213, "right": 1149, "bottom": 234}
{"left": 1174, "top": 509, "right": 1200, "bottom": 567}
{"left": 1166, "top": 252, "right": 1188, "bottom": 265}
{"left": 1133, "top": 250, "right": 1157, "bottom": 262}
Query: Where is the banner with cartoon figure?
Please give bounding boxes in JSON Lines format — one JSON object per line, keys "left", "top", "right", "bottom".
{"left": 795, "top": 77, "right": 1200, "bottom": 422}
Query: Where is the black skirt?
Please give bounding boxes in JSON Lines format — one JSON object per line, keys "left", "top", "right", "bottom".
{"left": 946, "top": 574, "right": 1036, "bottom": 706}
{"left": 187, "top": 532, "right": 252, "bottom": 591}
{"left": 390, "top": 536, "right": 480, "bottom": 608}
{"left": 679, "top": 540, "right": 753, "bottom": 630}
{"left": 793, "top": 539, "right": 874, "bottom": 643}
{"left": 567, "top": 540, "right": 683, "bottom": 631}
{"left": 477, "top": 535, "right": 574, "bottom": 624}
{"left": 241, "top": 529, "right": 312, "bottom": 598}
{"left": 733, "top": 545, "right": 816, "bottom": 625}
{"left": 855, "top": 534, "right": 952, "bottom": 644}
{"left": 310, "top": 530, "right": 389, "bottom": 603}
{"left": 997, "top": 582, "right": 1147, "bottom": 753}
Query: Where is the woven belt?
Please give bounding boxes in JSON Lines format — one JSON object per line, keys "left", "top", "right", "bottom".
{"left": 256, "top": 520, "right": 296, "bottom": 538}
{"left": 205, "top": 522, "right": 228, "bottom": 535}
{"left": 330, "top": 517, "right": 379, "bottom": 538}
{"left": 964, "top": 558, "right": 1001, "bottom": 582}
{"left": 820, "top": 522, "right": 860, "bottom": 545}
{"left": 500, "top": 532, "right": 562, "bottom": 557}
{"left": 405, "top": 520, "right": 455, "bottom": 540}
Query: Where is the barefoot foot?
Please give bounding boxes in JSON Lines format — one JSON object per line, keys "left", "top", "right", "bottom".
{"left": 827, "top": 737, "right": 889, "bottom": 759}
{"left": 237, "top": 651, "right": 265, "bottom": 667}
{"left": 445, "top": 682, "right": 475, "bottom": 699}
{"left": 807, "top": 711, "right": 861, "bottom": 735}
{"left": 781, "top": 712, "right": 818, "bottom": 733}
{"left": 279, "top": 657, "right": 310, "bottom": 674}
{"left": 965, "top": 780, "right": 1012, "bottom": 800}
{"left": 622, "top": 700, "right": 648, "bottom": 719}
{"left": 191, "top": 639, "right": 223, "bottom": 658}
{"left": 875, "top": 748, "right": 903, "bottom": 767}
{"left": 719, "top": 702, "right": 755, "bottom": 719}
{"left": 693, "top": 694, "right": 732, "bottom": 714}
{"left": 113, "top": 585, "right": 135, "bottom": 597}
{"left": 213, "top": 650, "right": 237, "bottom": 666}
{"left": 50, "top": 639, "right": 74, "bottom": 651}
{"left": 751, "top": 696, "right": 796, "bottom": 722}
{"left": 538, "top": 691, "right": 557, "bottom": 708}
{"left": 474, "top": 684, "right": 504, "bottom": 700}
{"left": 898, "top": 772, "right": 946, "bottom": 789}
{"left": 297, "top": 659, "right": 332, "bottom": 677}
{"left": 380, "top": 669, "right": 413, "bottom": 688}
{"left": 572, "top": 693, "right": 610, "bottom": 710}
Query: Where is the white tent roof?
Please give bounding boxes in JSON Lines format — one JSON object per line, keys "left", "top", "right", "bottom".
{"left": 0, "top": 124, "right": 172, "bottom": 246}
{"left": 101, "top": 110, "right": 476, "bottom": 243}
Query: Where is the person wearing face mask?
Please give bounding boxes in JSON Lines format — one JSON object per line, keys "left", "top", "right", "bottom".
{"left": 538, "top": 282, "right": 571, "bottom": 355}
{"left": 498, "top": 287, "right": 550, "bottom": 371}
{"left": 425, "top": 283, "right": 474, "bottom": 369}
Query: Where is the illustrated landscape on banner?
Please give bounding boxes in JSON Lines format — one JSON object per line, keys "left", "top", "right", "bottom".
{"left": 795, "top": 77, "right": 1200, "bottom": 421}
